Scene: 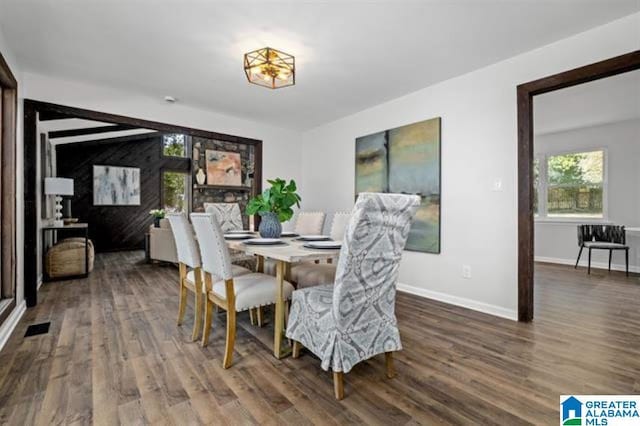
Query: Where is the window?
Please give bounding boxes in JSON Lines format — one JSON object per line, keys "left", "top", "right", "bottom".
{"left": 162, "top": 171, "right": 189, "bottom": 213}
{"left": 163, "top": 134, "right": 186, "bottom": 157}
{"left": 535, "top": 149, "right": 605, "bottom": 219}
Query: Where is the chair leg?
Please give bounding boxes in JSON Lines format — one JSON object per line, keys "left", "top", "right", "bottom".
{"left": 249, "top": 308, "right": 256, "bottom": 326}
{"left": 626, "top": 248, "right": 629, "bottom": 277}
{"left": 192, "top": 285, "right": 203, "bottom": 342}
{"left": 333, "top": 372, "right": 344, "bottom": 400}
{"left": 609, "top": 249, "right": 613, "bottom": 272}
{"left": 201, "top": 299, "right": 214, "bottom": 347}
{"left": 223, "top": 308, "right": 237, "bottom": 369}
{"left": 575, "top": 246, "right": 584, "bottom": 269}
{"left": 256, "top": 307, "right": 264, "bottom": 327}
{"left": 284, "top": 301, "right": 289, "bottom": 329}
{"left": 588, "top": 248, "right": 592, "bottom": 275}
{"left": 177, "top": 282, "right": 187, "bottom": 326}
{"left": 292, "top": 340, "right": 302, "bottom": 359}
{"left": 385, "top": 352, "right": 396, "bottom": 379}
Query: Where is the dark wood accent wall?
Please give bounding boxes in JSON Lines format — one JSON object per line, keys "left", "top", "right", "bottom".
{"left": 56, "top": 133, "right": 189, "bottom": 252}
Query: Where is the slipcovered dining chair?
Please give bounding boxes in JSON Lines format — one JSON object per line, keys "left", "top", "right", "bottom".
{"left": 290, "top": 211, "right": 352, "bottom": 288}
{"left": 575, "top": 224, "right": 629, "bottom": 276}
{"left": 190, "top": 212, "right": 295, "bottom": 368}
{"left": 286, "top": 193, "right": 420, "bottom": 400}
{"left": 203, "top": 202, "right": 244, "bottom": 232}
{"left": 166, "top": 213, "right": 250, "bottom": 341}
{"left": 204, "top": 202, "right": 257, "bottom": 271}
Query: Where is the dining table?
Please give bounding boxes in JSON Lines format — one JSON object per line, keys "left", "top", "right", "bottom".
{"left": 225, "top": 233, "right": 341, "bottom": 359}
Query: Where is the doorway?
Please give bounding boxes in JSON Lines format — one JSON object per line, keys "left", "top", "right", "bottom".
{"left": 517, "top": 50, "right": 640, "bottom": 321}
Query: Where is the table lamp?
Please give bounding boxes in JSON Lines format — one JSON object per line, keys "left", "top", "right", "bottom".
{"left": 44, "top": 177, "right": 74, "bottom": 227}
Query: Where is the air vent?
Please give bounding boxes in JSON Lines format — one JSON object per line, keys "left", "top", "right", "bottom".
{"left": 24, "top": 322, "right": 51, "bottom": 337}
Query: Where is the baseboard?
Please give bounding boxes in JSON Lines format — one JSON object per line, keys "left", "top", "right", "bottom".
{"left": 397, "top": 283, "right": 518, "bottom": 321}
{"left": 0, "top": 301, "right": 26, "bottom": 352}
{"left": 535, "top": 256, "right": 640, "bottom": 273}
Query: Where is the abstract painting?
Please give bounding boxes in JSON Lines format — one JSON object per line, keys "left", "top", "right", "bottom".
{"left": 93, "top": 165, "right": 141, "bottom": 206}
{"left": 205, "top": 149, "right": 242, "bottom": 186}
{"left": 355, "top": 117, "right": 441, "bottom": 253}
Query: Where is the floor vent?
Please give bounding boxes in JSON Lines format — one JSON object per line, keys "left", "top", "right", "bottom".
{"left": 24, "top": 322, "right": 51, "bottom": 337}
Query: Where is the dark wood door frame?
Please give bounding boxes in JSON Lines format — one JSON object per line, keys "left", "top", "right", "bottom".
{"left": 517, "top": 50, "right": 640, "bottom": 321}
{"left": 24, "top": 100, "right": 263, "bottom": 307}
{"left": 0, "top": 51, "right": 17, "bottom": 326}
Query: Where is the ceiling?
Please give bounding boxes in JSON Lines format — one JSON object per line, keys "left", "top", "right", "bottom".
{"left": 1, "top": 1, "right": 638, "bottom": 131}
{"left": 534, "top": 69, "right": 640, "bottom": 135}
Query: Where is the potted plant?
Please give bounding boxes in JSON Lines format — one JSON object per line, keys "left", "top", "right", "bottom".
{"left": 246, "top": 178, "right": 301, "bottom": 238}
{"left": 149, "top": 209, "right": 165, "bottom": 228}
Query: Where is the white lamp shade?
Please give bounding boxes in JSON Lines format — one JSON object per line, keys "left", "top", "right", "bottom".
{"left": 44, "top": 177, "right": 74, "bottom": 196}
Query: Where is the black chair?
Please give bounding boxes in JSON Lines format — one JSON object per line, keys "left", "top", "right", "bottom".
{"left": 575, "top": 224, "right": 629, "bottom": 276}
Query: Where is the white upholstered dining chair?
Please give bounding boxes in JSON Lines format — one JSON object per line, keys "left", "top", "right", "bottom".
{"left": 166, "top": 213, "right": 250, "bottom": 341}
{"left": 190, "top": 212, "right": 295, "bottom": 368}
{"left": 290, "top": 211, "right": 352, "bottom": 288}
{"left": 293, "top": 211, "right": 326, "bottom": 235}
{"left": 264, "top": 211, "right": 328, "bottom": 276}
{"left": 286, "top": 193, "right": 420, "bottom": 399}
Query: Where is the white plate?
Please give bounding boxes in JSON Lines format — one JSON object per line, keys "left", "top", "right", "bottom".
{"left": 298, "top": 235, "right": 331, "bottom": 241}
{"left": 224, "top": 234, "right": 254, "bottom": 240}
{"left": 304, "top": 241, "right": 342, "bottom": 249}
{"left": 226, "top": 230, "right": 255, "bottom": 234}
{"left": 243, "top": 238, "right": 284, "bottom": 245}
{"left": 281, "top": 232, "right": 299, "bottom": 237}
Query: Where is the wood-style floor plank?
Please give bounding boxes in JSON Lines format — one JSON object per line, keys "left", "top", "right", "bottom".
{"left": 0, "top": 252, "right": 638, "bottom": 425}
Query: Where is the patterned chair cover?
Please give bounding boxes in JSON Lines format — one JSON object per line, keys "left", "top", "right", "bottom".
{"left": 286, "top": 192, "right": 420, "bottom": 373}
{"left": 203, "top": 203, "right": 244, "bottom": 232}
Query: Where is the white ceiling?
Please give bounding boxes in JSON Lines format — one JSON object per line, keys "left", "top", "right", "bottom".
{"left": 534, "top": 69, "right": 640, "bottom": 135}
{"left": 1, "top": 0, "right": 638, "bottom": 130}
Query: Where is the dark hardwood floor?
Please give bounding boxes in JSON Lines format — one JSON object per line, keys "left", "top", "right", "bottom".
{"left": 0, "top": 253, "right": 638, "bottom": 425}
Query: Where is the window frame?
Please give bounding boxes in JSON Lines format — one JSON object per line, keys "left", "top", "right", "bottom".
{"left": 161, "top": 133, "right": 190, "bottom": 159}
{"left": 534, "top": 147, "right": 608, "bottom": 223}
{"left": 160, "top": 168, "right": 192, "bottom": 214}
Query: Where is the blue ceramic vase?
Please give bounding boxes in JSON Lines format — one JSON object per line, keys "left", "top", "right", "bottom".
{"left": 259, "top": 212, "right": 282, "bottom": 238}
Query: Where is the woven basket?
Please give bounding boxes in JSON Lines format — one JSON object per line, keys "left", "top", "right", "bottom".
{"left": 45, "top": 238, "right": 95, "bottom": 279}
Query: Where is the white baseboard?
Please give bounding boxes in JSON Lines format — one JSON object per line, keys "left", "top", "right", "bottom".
{"left": 397, "top": 283, "right": 518, "bottom": 321}
{"left": 0, "top": 301, "right": 26, "bottom": 352}
{"left": 535, "top": 256, "right": 640, "bottom": 273}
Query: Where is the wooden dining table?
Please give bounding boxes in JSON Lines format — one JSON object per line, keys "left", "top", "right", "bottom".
{"left": 225, "top": 234, "right": 341, "bottom": 359}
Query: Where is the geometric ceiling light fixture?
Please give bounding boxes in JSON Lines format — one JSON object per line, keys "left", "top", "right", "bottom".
{"left": 244, "top": 47, "right": 295, "bottom": 89}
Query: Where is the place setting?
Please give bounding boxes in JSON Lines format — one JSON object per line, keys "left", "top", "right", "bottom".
{"left": 302, "top": 240, "right": 342, "bottom": 250}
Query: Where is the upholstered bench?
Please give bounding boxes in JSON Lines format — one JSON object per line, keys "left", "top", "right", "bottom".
{"left": 45, "top": 238, "right": 95, "bottom": 279}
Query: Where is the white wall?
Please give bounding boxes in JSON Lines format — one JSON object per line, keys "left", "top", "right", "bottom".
{"left": 534, "top": 119, "right": 640, "bottom": 271}
{"left": 0, "top": 22, "right": 25, "bottom": 349}
{"left": 300, "top": 13, "right": 640, "bottom": 320}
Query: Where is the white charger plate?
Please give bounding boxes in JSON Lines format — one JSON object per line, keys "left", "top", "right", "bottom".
{"left": 226, "top": 230, "right": 255, "bottom": 234}
{"left": 297, "top": 235, "right": 331, "bottom": 241}
{"left": 243, "top": 238, "right": 284, "bottom": 245}
{"left": 224, "top": 234, "right": 254, "bottom": 240}
{"left": 304, "top": 241, "right": 342, "bottom": 249}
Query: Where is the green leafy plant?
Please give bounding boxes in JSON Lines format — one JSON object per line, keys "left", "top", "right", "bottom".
{"left": 246, "top": 178, "right": 301, "bottom": 222}
{"left": 149, "top": 209, "right": 166, "bottom": 219}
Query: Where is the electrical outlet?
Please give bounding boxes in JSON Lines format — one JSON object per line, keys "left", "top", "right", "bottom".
{"left": 462, "top": 265, "right": 472, "bottom": 279}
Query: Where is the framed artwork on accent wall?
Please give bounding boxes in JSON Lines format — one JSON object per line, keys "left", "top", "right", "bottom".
{"left": 205, "top": 149, "right": 242, "bottom": 186}
{"left": 355, "top": 117, "right": 441, "bottom": 253}
{"left": 93, "top": 165, "right": 141, "bottom": 206}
